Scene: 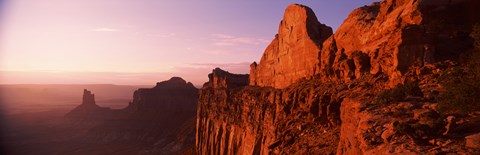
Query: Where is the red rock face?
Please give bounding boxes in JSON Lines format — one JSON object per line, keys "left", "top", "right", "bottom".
{"left": 251, "top": 0, "right": 480, "bottom": 88}
{"left": 197, "top": 0, "right": 480, "bottom": 154}
{"left": 206, "top": 68, "right": 249, "bottom": 89}
{"left": 319, "top": 0, "right": 480, "bottom": 84}
{"left": 249, "top": 4, "right": 333, "bottom": 89}
{"left": 319, "top": 0, "right": 425, "bottom": 83}
{"left": 196, "top": 75, "right": 342, "bottom": 155}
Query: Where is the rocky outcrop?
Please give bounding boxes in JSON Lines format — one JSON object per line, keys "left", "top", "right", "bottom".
{"left": 82, "top": 89, "right": 95, "bottom": 105}
{"left": 87, "top": 77, "right": 197, "bottom": 150}
{"left": 250, "top": 0, "right": 480, "bottom": 89}
{"left": 249, "top": 4, "right": 333, "bottom": 89}
{"left": 206, "top": 68, "right": 249, "bottom": 89}
{"left": 196, "top": 0, "right": 480, "bottom": 154}
{"left": 196, "top": 69, "right": 346, "bottom": 154}
{"left": 127, "top": 77, "right": 198, "bottom": 122}
{"left": 65, "top": 89, "right": 128, "bottom": 120}
{"left": 198, "top": 65, "right": 480, "bottom": 155}
{"left": 319, "top": 0, "right": 480, "bottom": 84}
{"left": 65, "top": 77, "right": 199, "bottom": 155}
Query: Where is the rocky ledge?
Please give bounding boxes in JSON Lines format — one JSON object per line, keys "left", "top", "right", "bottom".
{"left": 196, "top": 0, "right": 480, "bottom": 154}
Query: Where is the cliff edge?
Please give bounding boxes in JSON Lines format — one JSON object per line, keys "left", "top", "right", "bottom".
{"left": 196, "top": 0, "right": 480, "bottom": 154}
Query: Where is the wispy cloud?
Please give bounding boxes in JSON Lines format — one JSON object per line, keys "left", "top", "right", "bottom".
{"left": 187, "top": 62, "right": 251, "bottom": 69}
{"left": 158, "top": 33, "right": 176, "bottom": 38}
{"left": 212, "top": 34, "right": 235, "bottom": 39}
{"left": 142, "top": 32, "right": 177, "bottom": 38}
{"left": 211, "top": 33, "right": 270, "bottom": 46}
{"left": 92, "top": 28, "right": 121, "bottom": 32}
{"left": 202, "top": 50, "right": 232, "bottom": 55}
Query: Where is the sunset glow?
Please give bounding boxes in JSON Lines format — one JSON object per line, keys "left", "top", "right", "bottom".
{"left": 1, "top": 0, "right": 378, "bottom": 85}
{"left": 2, "top": 1, "right": 479, "bottom": 154}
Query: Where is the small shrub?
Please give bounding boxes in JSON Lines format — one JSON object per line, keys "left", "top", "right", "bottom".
{"left": 376, "top": 85, "right": 404, "bottom": 105}
{"left": 418, "top": 111, "right": 445, "bottom": 130}
{"left": 375, "top": 81, "right": 423, "bottom": 105}
{"left": 395, "top": 122, "right": 438, "bottom": 142}
{"left": 437, "top": 24, "right": 480, "bottom": 114}
{"left": 471, "top": 23, "right": 480, "bottom": 50}
{"left": 438, "top": 80, "right": 480, "bottom": 114}
{"left": 394, "top": 122, "right": 414, "bottom": 136}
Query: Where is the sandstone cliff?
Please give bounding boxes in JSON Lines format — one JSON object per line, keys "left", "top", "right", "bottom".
{"left": 197, "top": 68, "right": 345, "bottom": 154}
{"left": 319, "top": 0, "right": 480, "bottom": 85}
{"left": 197, "top": 0, "right": 480, "bottom": 154}
{"left": 250, "top": 1, "right": 480, "bottom": 88}
{"left": 249, "top": 4, "right": 333, "bottom": 89}
{"left": 207, "top": 68, "right": 249, "bottom": 89}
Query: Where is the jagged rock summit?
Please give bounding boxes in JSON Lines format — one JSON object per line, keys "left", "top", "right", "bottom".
{"left": 81, "top": 89, "right": 96, "bottom": 106}
{"left": 87, "top": 77, "right": 199, "bottom": 154}
{"left": 249, "top": 4, "right": 333, "bottom": 89}
{"left": 251, "top": 0, "right": 480, "bottom": 89}
{"left": 64, "top": 77, "right": 199, "bottom": 154}
{"left": 65, "top": 89, "right": 119, "bottom": 120}
{"left": 319, "top": 0, "right": 480, "bottom": 84}
{"left": 196, "top": 0, "right": 480, "bottom": 154}
{"left": 205, "top": 68, "right": 249, "bottom": 89}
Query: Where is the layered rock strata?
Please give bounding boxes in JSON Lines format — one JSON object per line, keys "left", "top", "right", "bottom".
{"left": 197, "top": 0, "right": 480, "bottom": 154}
{"left": 196, "top": 68, "right": 344, "bottom": 154}
{"left": 319, "top": 0, "right": 480, "bottom": 84}
{"left": 249, "top": 4, "right": 333, "bottom": 89}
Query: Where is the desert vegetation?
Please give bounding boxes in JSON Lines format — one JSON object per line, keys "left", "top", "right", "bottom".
{"left": 375, "top": 81, "right": 423, "bottom": 105}
{"left": 437, "top": 23, "right": 480, "bottom": 114}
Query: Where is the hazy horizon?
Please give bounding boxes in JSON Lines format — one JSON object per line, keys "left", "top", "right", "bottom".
{"left": 1, "top": 0, "right": 379, "bottom": 85}
{"left": 1, "top": 1, "right": 478, "bottom": 154}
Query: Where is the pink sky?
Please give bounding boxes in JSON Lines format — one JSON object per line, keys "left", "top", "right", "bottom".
{"left": 0, "top": 0, "right": 378, "bottom": 85}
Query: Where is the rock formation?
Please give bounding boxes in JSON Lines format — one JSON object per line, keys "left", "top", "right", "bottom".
{"left": 207, "top": 68, "right": 249, "bottom": 89}
{"left": 249, "top": 4, "right": 333, "bottom": 89}
{"left": 65, "top": 77, "right": 198, "bottom": 154}
{"left": 197, "top": 71, "right": 343, "bottom": 154}
{"left": 251, "top": 1, "right": 480, "bottom": 89}
{"left": 84, "top": 77, "right": 198, "bottom": 154}
{"left": 196, "top": 0, "right": 480, "bottom": 154}
{"left": 319, "top": 0, "right": 480, "bottom": 84}
{"left": 82, "top": 89, "right": 95, "bottom": 105}
{"left": 65, "top": 89, "right": 127, "bottom": 120}
{"left": 127, "top": 77, "right": 198, "bottom": 121}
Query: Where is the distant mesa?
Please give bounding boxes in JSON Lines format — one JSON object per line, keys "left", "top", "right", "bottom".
{"left": 81, "top": 89, "right": 96, "bottom": 106}
{"left": 129, "top": 76, "right": 198, "bottom": 119}
{"left": 154, "top": 76, "right": 195, "bottom": 90}
{"left": 65, "top": 89, "right": 129, "bottom": 120}
{"left": 74, "top": 77, "right": 199, "bottom": 154}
